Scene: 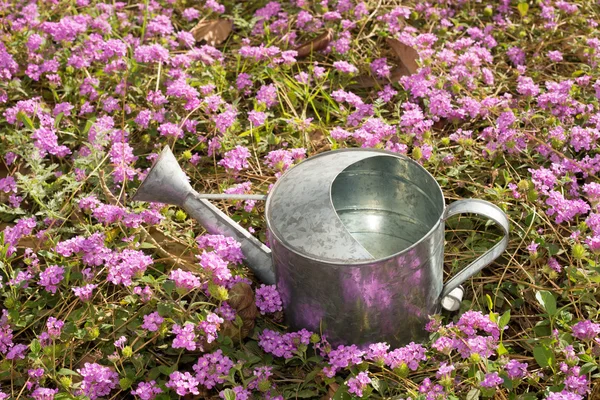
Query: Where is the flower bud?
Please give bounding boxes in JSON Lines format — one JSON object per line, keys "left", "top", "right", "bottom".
{"left": 122, "top": 346, "right": 133, "bottom": 358}
{"left": 572, "top": 243, "right": 587, "bottom": 260}
{"left": 87, "top": 327, "right": 100, "bottom": 340}
{"left": 59, "top": 377, "right": 72, "bottom": 389}
{"left": 310, "top": 333, "right": 320, "bottom": 344}
{"left": 394, "top": 363, "right": 410, "bottom": 378}
{"left": 209, "top": 284, "right": 229, "bottom": 301}
{"left": 412, "top": 147, "right": 422, "bottom": 160}
{"left": 174, "top": 210, "right": 187, "bottom": 222}
{"left": 258, "top": 379, "right": 271, "bottom": 392}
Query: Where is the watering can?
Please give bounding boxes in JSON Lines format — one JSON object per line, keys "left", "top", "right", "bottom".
{"left": 133, "top": 146, "right": 509, "bottom": 347}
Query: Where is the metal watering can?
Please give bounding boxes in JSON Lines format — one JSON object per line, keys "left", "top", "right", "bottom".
{"left": 133, "top": 146, "right": 509, "bottom": 348}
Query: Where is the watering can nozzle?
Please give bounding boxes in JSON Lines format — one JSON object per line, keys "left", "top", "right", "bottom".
{"left": 133, "top": 146, "right": 275, "bottom": 285}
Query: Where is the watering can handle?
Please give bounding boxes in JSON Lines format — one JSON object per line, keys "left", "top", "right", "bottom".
{"left": 440, "top": 199, "right": 510, "bottom": 299}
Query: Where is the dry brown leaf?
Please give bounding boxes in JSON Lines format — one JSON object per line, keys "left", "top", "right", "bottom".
{"left": 308, "top": 129, "right": 332, "bottom": 154}
{"left": 386, "top": 37, "right": 419, "bottom": 75}
{"left": 190, "top": 19, "right": 233, "bottom": 46}
{"left": 295, "top": 29, "right": 334, "bottom": 58}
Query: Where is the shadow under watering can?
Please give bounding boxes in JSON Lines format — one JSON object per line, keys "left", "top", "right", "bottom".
{"left": 133, "top": 146, "right": 509, "bottom": 348}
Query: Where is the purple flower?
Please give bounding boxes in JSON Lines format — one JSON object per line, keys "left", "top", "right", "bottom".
{"left": 333, "top": 61, "right": 358, "bottom": 74}
{"left": 31, "top": 387, "right": 59, "bottom": 400}
{"left": 134, "top": 44, "right": 169, "bottom": 63}
{"left": 169, "top": 269, "right": 201, "bottom": 291}
{"left": 31, "top": 127, "right": 71, "bottom": 158}
{"left": 192, "top": 349, "right": 234, "bottom": 389}
{"left": 480, "top": 372, "right": 503, "bottom": 388}
{"left": 77, "top": 363, "right": 119, "bottom": 400}
{"left": 323, "top": 344, "right": 364, "bottom": 377}
{"left": 255, "top": 284, "right": 283, "bottom": 315}
{"left": 131, "top": 381, "right": 163, "bottom": 400}
{"left": 46, "top": 317, "right": 64, "bottom": 338}
{"left": 548, "top": 51, "right": 563, "bottom": 62}
{"left": 196, "top": 235, "right": 244, "bottom": 264}
{"left": 166, "top": 371, "right": 200, "bottom": 396}
{"left": 264, "top": 148, "right": 306, "bottom": 176}
{"left": 347, "top": 371, "right": 371, "bottom": 398}
{"left": 546, "top": 391, "right": 583, "bottom": 400}
{"left": 171, "top": 323, "right": 197, "bottom": 351}
{"left": 517, "top": 76, "right": 540, "bottom": 97}
{"left": 384, "top": 342, "right": 427, "bottom": 371}
{"left": 436, "top": 362, "right": 455, "bottom": 379}
{"left": 114, "top": 336, "right": 127, "bottom": 349}
{"left": 72, "top": 284, "right": 98, "bottom": 302}
{"left": 248, "top": 110, "right": 267, "bottom": 127}
{"left": 213, "top": 106, "right": 238, "bottom": 134}
{"left": 505, "top": 359, "right": 528, "bottom": 379}
{"left": 256, "top": 84, "right": 278, "bottom": 108}
{"left": 199, "top": 313, "right": 223, "bottom": 343}
{"left": 157, "top": 122, "right": 184, "bottom": 139}
{"left": 546, "top": 191, "right": 590, "bottom": 224}
{"left": 370, "top": 58, "right": 391, "bottom": 79}
{"left": 258, "top": 329, "right": 312, "bottom": 360}
{"left": 364, "top": 342, "right": 389, "bottom": 364}
{"left": 106, "top": 249, "right": 153, "bottom": 286}
{"left": 218, "top": 145, "right": 251, "bottom": 172}
{"left": 457, "top": 310, "right": 501, "bottom": 339}
{"left": 6, "top": 343, "right": 28, "bottom": 360}
{"left": 142, "top": 312, "right": 164, "bottom": 332}
{"left": 507, "top": 46, "right": 526, "bottom": 66}
{"left": 418, "top": 378, "right": 446, "bottom": 398}
{"left": 198, "top": 251, "right": 231, "bottom": 283}
{"left": 572, "top": 320, "right": 600, "bottom": 340}
{"left": 183, "top": 8, "right": 200, "bottom": 21}
{"left": 133, "top": 285, "right": 153, "bottom": 302}
{"left": 39, "top": 265, "right": 65, "bottom": 294}
{"left": 0, "top": 176, "right": 16, "bottom": 194}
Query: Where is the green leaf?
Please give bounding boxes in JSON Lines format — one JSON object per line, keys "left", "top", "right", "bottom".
{"left": 57, "top": 368, "right": 79, "bottom": 376}
{"left": 29, "top": 338, "right": 41, "bottom": 355}
{"left": 157, "top": 302, "right": 173, "bottom": 317}
{"left": 370, "top": 376, "right": 387, "bottom": 394}
{"left": 162, "top": 280, "right": 175, "bottom": 296}
{"left": 497, "top": 342, "right": 508, "bottom": 356}
{"left": 533, "top": 345, "right": 554, "bottom": 368}
{"left": 119, "top": 377, "right": 133, "bottom": 390}
{"left": 535, "top": 290, "right": 557, "bottom": 316}
{"left": 221, "top": 389, "right": 236, "bottom": 400}
{"left": 517, "top": 2, "right": 529, "bottom": 17}
{"left": 332, "top": 384, "right": 351, "bottom": 400}
{"left": 580, "top": 362, "right": 597, "bottom": 375}
{"left": 485, "top": 294, "right": 493, "bottom": 311}
{"left": 499, "top": 310, "right": 511, "bottom": 328}
{"left": 54, "top": 393, "right": 75, "bottom": 400}
{"left": 158, "top": 365, "right": 177, "bottom": 375}
{"left": 466, "top": 388, "right": 480, "bottom": 400}
{"left": 17, "top": 111, "right": 34, "bottom": 130}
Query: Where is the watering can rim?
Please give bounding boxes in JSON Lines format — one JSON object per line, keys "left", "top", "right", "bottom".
{"left": 264, "top": 147, "right": 447, "bottom": 267}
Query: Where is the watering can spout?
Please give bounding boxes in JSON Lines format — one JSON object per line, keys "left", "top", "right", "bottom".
{"left": 132, "top": 146, "right": 275, "bottom": 285}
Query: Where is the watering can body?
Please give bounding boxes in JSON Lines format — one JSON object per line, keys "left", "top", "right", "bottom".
{"left": 134, "top": 147, "right": 509, "bottom": 348}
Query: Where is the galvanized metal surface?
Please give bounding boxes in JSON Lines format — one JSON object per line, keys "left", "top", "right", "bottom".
{"left": 133, "top": 146, "right": 510, "bottom": 348}
{"left": 132, "top": 146, "right": 276, "bottom": 284}
{"left": 266, "top": 151, "right": 379, "bottom": 263}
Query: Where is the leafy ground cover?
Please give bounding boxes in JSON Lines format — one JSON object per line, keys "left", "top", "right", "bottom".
{"left": 1, "top": 0, "right": 600, "bottom": 399}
